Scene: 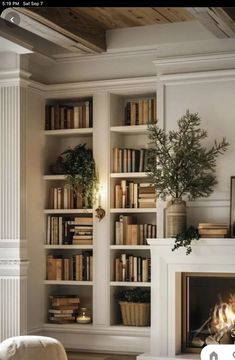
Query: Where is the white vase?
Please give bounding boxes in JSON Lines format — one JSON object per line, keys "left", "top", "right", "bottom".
{"left": 165, "top": 199, "right": 187, "bottom": 238}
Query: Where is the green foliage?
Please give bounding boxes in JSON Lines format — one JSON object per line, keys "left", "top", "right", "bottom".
{"left": 172, "top": 226, "right": 200, "bottom": 255}
{"left": 115, "top": 287, "right": 150, "bottom": 303}
{"left": 146, "top": 110, "right": 229, "bottom": 201}
{"left": 60, "top": 143, "right": 98, "bottom": 207}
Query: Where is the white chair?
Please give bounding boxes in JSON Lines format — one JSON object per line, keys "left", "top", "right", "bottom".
{"left": 0, "top": 335, "right": 68, "bottom": 360}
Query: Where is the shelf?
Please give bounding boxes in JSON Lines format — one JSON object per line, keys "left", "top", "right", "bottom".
{"left": 110, "top": 172, "right": 148, "bottom": 178}
{"left": 44, "top": 209, "right": 93, "bottom": 214}
{"left": 43, "top": 175, "right": 67, "bottom": 180}
{"left": 110, "top": 245, "right": 150, "bottom": 250}
{"left": 43, "top": 323, "right": 150, "bottom": 334}
{"left": 44, "top": 280, "right": 93, "bottom": 285}
{"left": 44, "top": 245, "right": 93, "bottom": 249}
{"left": 110, "top": 281, "right": 151, "bottom": 287}
{"left": 44, "top": 128, "right": 93, "bottom": 136}
{"left": 110, "top": 208, "right": 156, "bottom": 213}
{"left": 110, "top": 125, "right": 148, "bottom": 134}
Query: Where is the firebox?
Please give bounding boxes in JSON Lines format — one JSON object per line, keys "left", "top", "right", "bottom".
{"left": 182, "top": 273, "right": 235, "bottom": 354}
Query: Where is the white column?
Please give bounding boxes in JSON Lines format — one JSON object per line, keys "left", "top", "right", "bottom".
{"left": 0, "top": 54, "right": 30, "bottom": 341}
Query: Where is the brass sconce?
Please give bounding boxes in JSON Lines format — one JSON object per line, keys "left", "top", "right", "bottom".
{"left": 95, "top": 188, "right": 105, "bottom": 221}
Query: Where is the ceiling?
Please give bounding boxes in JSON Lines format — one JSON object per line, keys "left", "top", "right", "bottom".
{"left": 2, "top": 7, "right": 235, "bottom": 56}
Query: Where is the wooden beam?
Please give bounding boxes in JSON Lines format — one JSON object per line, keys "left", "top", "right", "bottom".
{"left": 16, "top": 7, "right": 106, "bottom": 53}
{"left": 187, "top": 7, "right": 235, "bottom": 38}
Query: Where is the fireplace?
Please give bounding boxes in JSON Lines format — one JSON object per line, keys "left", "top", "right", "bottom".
{"left": 182, "top": 273, "right": 235, "bottom": 354}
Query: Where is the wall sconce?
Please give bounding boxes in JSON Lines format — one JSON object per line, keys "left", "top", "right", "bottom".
{"left": 95, "top": 188, "right": 106, "bottom": 221}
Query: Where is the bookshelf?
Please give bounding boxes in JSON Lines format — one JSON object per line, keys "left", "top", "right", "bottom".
{"left": 109, "top": 92, "right": 156, "bottom": 327}
{"left": 43, "top": 97, "right": 94, "bottom": 325}
{"left": 37, "top": 86, "right": 156, "bottom": 352}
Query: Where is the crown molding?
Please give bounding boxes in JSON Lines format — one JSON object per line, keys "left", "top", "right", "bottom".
{"left": 29, "top": 76, "right": 157, "bottom": 98}
{"left": 153, "top": 51, "right": 235, "bottom": 77}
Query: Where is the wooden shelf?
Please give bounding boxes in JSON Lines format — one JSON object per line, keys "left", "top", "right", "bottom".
{"left": 110, "top": 281, "right": 151, "bottom": 287}
{"left": 110, "top": 172, "right": 148, "bottom": 178}
{"left": 44, "top": 280, "right": 93, "bottom": 285}
{"left": 44, "top": 128, "right": 93, "bottom": 136}
{"left": 44, "top": 245, "right": 93, "bottom": 249}
{"left": 110, "top": 245, "right": 150, "bottom": 250}
{"left": 110, "top": 208, "right": 156, "bottom": 213}
{"left": 44, "top": 209, "right": 93, "bottom": 214}
{"left": 110, "top": 125, "right": 148, "bottom": 134}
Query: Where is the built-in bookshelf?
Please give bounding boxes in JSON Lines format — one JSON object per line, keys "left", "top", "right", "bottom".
{"left": 109, "top": 91, "right": 157, "bottom": 327}
{"left": 43, "top": 97, "right": 94, "bottom": 326}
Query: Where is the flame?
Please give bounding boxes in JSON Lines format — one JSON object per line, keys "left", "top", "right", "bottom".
{"left": 213, "top": 302, "right": 235, "bottom": 330}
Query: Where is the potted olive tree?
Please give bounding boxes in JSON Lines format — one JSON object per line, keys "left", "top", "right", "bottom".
{"left": 146, "top": 110, "right": 229, "bottom": 238}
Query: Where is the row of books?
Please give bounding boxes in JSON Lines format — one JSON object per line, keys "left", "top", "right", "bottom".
{"left": 48, "top": 295, "right": 80, "bottom": 324}
{"left": 114, "top": 181, "right": 156, "bottom": 209}
{"left": 48, "top": 186, "right": 87, "bottom": 209}
{"left": 198, "top": 223, "right": 228, "bottom": 238}
{"left": 47, "top": 252, "right": 93, "bottom": 281}
{"left": 124, "top": 97, "right": 156, "bottom": 126}
{"left": 45, "top": 101, "right": 92, "bottom": 130}
{"left": 115, "top": 215, "right": 156, "bottom": 245}
{"left": 46, "top": 216, "right": 93, "bottom": 245}
{"left": 114, "top": 254, "right": 151, "bottom": 282}
{"left": 113, "top": 147, "right": 149, "bottom": 173}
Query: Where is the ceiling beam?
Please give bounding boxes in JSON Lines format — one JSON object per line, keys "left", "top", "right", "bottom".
{"left": 187, "top": 7, "right": 235, "bottom": 38}
{"left": 16, "top": 7, "right": 106, "bottom": 53}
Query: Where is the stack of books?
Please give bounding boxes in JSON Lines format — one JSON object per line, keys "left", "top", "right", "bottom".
{"left": 114, "top": 181, "right": 156, "bottom": 208}
{"left": 113, "top": 147, "right": 149, "bottom": 173}
{"left": 69, "top": 217, "right": 93, "bottom": 245}
{"left": 48, "top": 295, "right": 80, "bottom": 323}
{"left": 198, "top": 223, "right": 229, "bottom": 238}
{"left": 124, "top": 97, "right": 156, "bottom": 126}
{"left": 49, "top": 186, "right": 84, "bottom": 209}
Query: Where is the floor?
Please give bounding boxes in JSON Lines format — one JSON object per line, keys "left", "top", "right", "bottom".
{"left": 67, "top": 351, "right": 137, "bottom": 360}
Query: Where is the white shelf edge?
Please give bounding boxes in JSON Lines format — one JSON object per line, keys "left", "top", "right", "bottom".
{"left": 110, "top": 281, "right": 151, "bottom": 287}
{"left": 43, "top": 175, "right": 66, "bottom": 180}
{"left": 110, "top": 208, "right": 156, "bottom": 213}
{"left": 44, "top": 245, "right": 93, "bottom": 249}
{"left": 44, "top": 209, "right": 93, "bottom": 214}
{"left": 44, "top": 128, "right": 93, "bottom": 136}
{"left": 44, "top": 280, "right": 93, "bottom": 285}
{"left": 110, "top": 125, "right": 148, "bottom": 134}
{"left": 110, "top": 245, "right": 150, "bottom": 250}
{"left": 110, "top": 172, "right": 148, "bottom": 178}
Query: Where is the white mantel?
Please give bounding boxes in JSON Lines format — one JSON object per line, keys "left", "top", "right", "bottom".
{"left": 137, "top": 238, "right": 235, "bottom": 360}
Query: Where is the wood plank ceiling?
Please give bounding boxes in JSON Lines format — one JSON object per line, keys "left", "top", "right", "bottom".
{"left": 14, "top": 7, "right": 235, "bottom": 54}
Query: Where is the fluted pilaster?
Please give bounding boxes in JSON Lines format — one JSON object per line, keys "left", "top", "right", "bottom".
{"left": 0, "top": 60, "right": 30, "bottom": 340}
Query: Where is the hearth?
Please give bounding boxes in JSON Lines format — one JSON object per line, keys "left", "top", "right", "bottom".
{"left": 182, "top": 273, "right": 235, "bottom": 353}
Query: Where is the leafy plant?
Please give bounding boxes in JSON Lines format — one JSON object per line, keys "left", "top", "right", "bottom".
{"left": 115, "top": 287, "right": 150, "bottom": 303}
{"left": 146, "top": 110, "right": 229, "bottom": 201}
{"left": 172, "top": 226, "right": 200, "bottom": 255}
{"left": 60, "top": 143, "right": 98, "bottom": 207}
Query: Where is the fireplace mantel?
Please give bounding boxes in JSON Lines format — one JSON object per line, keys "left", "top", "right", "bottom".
{"left": 137, "top": 238, "right": 235, "bottom": 360}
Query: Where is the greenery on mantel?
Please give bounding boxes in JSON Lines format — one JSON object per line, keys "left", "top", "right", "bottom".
{"left": 115, "top": 287, "right": 150, "bottom": 303}
{"left": 60, "top": 143, "right": 98, "bottom": 208}
{"left": 172, "top": 226, "right": 200, "bottom": 255}
{"left": 145, "top": 110, "right": 229, "bottom": 201}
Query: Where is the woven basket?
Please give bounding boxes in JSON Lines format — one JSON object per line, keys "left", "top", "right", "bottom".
{"left": 119, "top": 301, "right": 150, "bottom": 326}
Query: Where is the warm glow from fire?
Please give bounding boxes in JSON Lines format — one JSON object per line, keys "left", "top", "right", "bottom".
{"left": 213, "top": 303, "right": 235, "bottom": 330}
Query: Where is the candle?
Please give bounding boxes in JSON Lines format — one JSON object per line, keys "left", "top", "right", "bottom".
{"left": 76, "top": 308, "right": 91, "bottom": 324}
{"left": 98, "top": 192, "right": 101, "bottom": 207}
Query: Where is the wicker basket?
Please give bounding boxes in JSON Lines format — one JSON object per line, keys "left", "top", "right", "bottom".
{"left": 119, "top": 301, "right": 150, "bottom": 326}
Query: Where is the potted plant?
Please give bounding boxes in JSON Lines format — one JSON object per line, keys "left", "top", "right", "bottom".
{"left": 60, "top": 143, "right": 98, "bottom": 208}
{"left": 146, "top": 110, "right": 229, "bottom": 238}
{"left": 115, "top": 287, "right": 150, "bottom": 326}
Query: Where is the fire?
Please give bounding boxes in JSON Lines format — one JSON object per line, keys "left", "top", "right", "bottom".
{"left": 212, "top": 302, "right": 235, "bottom": 330}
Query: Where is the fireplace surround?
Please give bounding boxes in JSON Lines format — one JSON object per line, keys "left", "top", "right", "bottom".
{"left": 137, "top": 238, "right": 235, "bottom": 360}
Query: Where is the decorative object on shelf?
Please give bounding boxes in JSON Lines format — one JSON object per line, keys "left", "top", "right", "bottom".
{"left": 95, "top": 186, "right": 106, "bottom": 221}
{"left": 230, "top": 176, "right": 235, "bottom": 237}
{"left": 115, "top": 287, "right": 150, "bottom": 326}
{"left": 60, "top": 143, "right": 98, "bottom": 208}
{"left": 49, "top": 156, "right": 66, "bottom": 175}
{"left": 146, "top": 110, "right": 229, "bottom": 238}
{"left": 172, "top": 225, "right": 200, "bottom": 255}
{"left": 76, "top": 307, "right": 92, "bottom": 324}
